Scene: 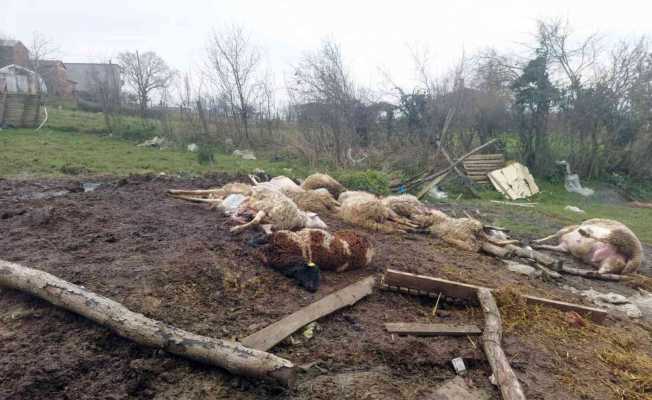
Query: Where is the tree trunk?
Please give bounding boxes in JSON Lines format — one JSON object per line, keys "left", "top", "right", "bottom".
{"left": 0, "top": 260, "right": 296, "bottom": 386}
{"left": 477, "top": 288, "right": 526, "bottom": 400}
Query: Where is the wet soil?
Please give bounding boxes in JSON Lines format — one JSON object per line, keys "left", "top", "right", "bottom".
{"left": 0, "top": 175, "right": 650, "bottom": 400}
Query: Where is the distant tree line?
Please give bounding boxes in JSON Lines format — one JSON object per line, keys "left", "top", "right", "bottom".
{"left": 81, "top": 19, "right": 652, "bottom": 179}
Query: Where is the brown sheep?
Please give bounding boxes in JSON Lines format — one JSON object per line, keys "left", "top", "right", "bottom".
{"left": 260, "top": 228, "right": 374, "bottom": 291}
{"left": 302, "top": 173, "right": 346, "bottom": 198}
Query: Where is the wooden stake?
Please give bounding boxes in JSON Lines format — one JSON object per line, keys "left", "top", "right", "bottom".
{"left": 477, "top": 288, "right": 526, "bottom": 400}
{"left": 0, "top": 260, "right": 295, "bottom": 386}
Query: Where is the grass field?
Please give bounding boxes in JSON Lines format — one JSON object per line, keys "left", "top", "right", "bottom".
{"left": 0, "top": 128, "right": 302, "bottom": 178}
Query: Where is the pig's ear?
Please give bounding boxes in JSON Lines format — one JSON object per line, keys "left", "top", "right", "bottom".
{"left": 578, "top": 228, "right": 590, "bottom": 237}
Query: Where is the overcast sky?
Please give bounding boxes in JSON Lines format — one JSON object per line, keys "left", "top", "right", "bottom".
{"left": 3, "top": 0, "right": 651, "bottom": 93}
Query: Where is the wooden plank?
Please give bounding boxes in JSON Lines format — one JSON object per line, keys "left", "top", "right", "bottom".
{"left": 241, "top": 276, "right": 376, "bottom": 351}
{"left": 385, "top": 322, "right": 481, "bottom": 336}
{"left": 523, "top": 295, "right": 607, "bottom": 323}
{"left": 466, "top": 154, "right": 505, "bottom": 161}
{"left": 383, "top": 269, "right": 608, "bottom": 323}
{"left": 384, "top": 269, "right": 482, "bottom": 303}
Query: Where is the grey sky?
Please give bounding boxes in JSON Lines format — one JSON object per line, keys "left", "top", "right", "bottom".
{"left": 3, "top": 0, "right": 651, "bottom": 93}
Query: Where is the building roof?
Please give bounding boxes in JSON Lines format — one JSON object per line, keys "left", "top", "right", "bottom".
{"left": 0, "top": 64, "right": 47, "bottom": 95}
{"left": 0, "top": 39, "right": 24, "bottom": 47}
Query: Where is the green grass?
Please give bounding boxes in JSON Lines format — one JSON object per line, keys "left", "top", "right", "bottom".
{"left": 457, "top": 181, "right": 652, "bottom": 244}
{"left": 0, "top": 129, "right": 307, "bottom": 178}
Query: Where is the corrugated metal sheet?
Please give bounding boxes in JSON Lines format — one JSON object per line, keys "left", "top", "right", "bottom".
{"left": 0, "top": 64, "right": 47, "bottom": 95}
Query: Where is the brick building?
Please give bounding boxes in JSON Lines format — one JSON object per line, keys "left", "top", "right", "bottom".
{"left": 0, "top": 39, "right": 29, "bottom": 68}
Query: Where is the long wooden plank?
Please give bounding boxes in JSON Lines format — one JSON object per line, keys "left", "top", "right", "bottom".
{"left": 241, "top": 276, "right": 376, "bottom": 351}
{"left": 383, "top": 269, "right": 607, "bottom": 323}
{"left": 466, "top": 154, "right": 505, "bottom": 161}
{"left": 385, "top": 322, "right": 481, "bottom": 336}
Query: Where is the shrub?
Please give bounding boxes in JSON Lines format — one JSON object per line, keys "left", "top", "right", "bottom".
{"left": 197, "top": 147, "right": 215, "bottom": 165}
{"left": 335, "top": 169, "right": 390, "bottom": 195}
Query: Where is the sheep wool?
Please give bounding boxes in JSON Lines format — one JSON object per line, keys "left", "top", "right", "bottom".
{"left": 285, "top": 190, "right": 340, "bottom": 213}
{"left": 302, "top": 173, "right": 346, "bottom": 198}
{"left": 263, "top": 229, "right": 374, "bottom": 273}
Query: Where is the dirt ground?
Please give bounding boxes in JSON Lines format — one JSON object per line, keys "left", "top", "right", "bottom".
{"left": 1, "top": 175, "right": 650, "bottom": 400}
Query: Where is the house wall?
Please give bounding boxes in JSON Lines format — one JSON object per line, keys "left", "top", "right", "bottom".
{"left": 0, "top": 42, "right": 29, "bottom": 68}
{"left": 65, "top": 63, "right": 121, "bottom": 101}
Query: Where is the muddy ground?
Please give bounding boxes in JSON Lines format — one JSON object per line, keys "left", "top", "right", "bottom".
{"left": 0, "top": 175, "right": 650, "bottom": 400}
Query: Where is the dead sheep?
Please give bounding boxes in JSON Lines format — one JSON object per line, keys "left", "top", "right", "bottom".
{"left": 229, "top": 187, "right": 327, "bottom": 234}
{"left": 381, "top": 194, "right": 449, "bottom": 228}
{"left": 533, "top": 218, "right": 643, "bottom": 274}
{"left": 301, "top": 173, "right": 346, "bottom": 198}
{"left": 259, "top": 228, "right": 374, "bottom": 291}
{"left": 253, "top": 175, "right": 340, "bottom": 213}
{"left": 167, "top": 182, "right": 252, "bottom": 201}
{"left": 337, "top": 191, "right": 418, "bottom": 233}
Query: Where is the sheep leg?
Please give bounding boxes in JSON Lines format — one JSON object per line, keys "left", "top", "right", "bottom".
{"left": 167, "top": 189, "right": 223, "bottom": 196}
{"left": 480, "top": 232, "right": 520, "bottom": 246}
{"left": 532, "top": 243, "right": 569, "bottom": 254}
{"left": 169, "top": 194, "right": 224, "bottom": 204}
{"left": 532, "top": 225, "right": 578, "bottom": 244}
{"left": 386, "top": 211, "right": 419, "bottom": 228}
{"left": 261, "top": 224, "right": 274, "bottom": 235}
{"left": 230, "top": 211, "right": 266, "bottom": 235}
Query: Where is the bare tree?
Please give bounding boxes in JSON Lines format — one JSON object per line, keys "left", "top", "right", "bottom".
{"left": 206, "top": 25, "right": 262, "bottom": 144}
{"left": 28, "top": 31, "right": 59, "bottom": 73}
{"left": 291, "top": 40, "right": 357, "bottom": 165}
{"left": 118, "top": 51, "right": 175, "bottom": 118}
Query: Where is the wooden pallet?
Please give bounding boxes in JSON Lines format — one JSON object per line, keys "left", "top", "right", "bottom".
{"left": 463, "top": 154, "right": 505, "bottom": 183}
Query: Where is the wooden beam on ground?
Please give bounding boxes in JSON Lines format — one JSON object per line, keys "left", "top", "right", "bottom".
{"left": 385, "top": 322, "right": 481, "bottom": 336}
{"left": 382, "top": 269, "right": 607, "bottom": 323}
{"left": 241, "top": 276, "right": 376, "bottom": 351}
{"left": 477, "top": 289, "right": 526, "bottom": 400}
{"left": 0, "top": 260, "right": 295, "bottom": 386}
{"left": 558, "top": 266, "right": 623, "bottom": 281}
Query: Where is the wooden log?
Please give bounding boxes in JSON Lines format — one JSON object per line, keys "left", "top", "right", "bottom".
{"left": 385, "top": 322, "right": 481, "bottom": 336}
{"left": 383, "top": 269, "right": 608, "bottom": 323}
{"left": 439, "top": 143, "right": 480, "bottom": 198}
{"left": 559, "top": 266, "right": 624, "bottom": 281}
{"left": 0, "top": 260, "right": 295, "bottom": 386}
{"left": 241, "top": 276, "right": 375, "bottom": 351}
{"left": 504, "top": 245, "right": 562, "bottom": 270}
{"left": 477, "top": 289, "right": 526, "bottom": 400}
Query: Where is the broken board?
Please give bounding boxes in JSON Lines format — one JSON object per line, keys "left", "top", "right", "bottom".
{"left": 240, "top": 276, "right": 375, "bottom": 351}
{"left": 488, "top": 162, "right": 540, "bottom": 200}
{"left": 382, "top": 269, "right": 607, "bottom": 323}
{"left": 385, "top": 322, "right": 481, "bottom": 336}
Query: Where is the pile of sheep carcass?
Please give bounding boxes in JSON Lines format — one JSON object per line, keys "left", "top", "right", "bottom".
{"left": 167, "top": 173, "right": 513, "bottom": 291}
{"left": 168, "top": 173, "right": 645, "bottom": 290}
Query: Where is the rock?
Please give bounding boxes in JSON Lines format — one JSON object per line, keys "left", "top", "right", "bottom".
{"left": 564, "top": 205, "right": 585, "bottom": 213}
{"left": 232, "top": 149, "right": 256, "bottom": 160}
{"left": 187, "top": 143, "right": 199, "bottom": 152}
